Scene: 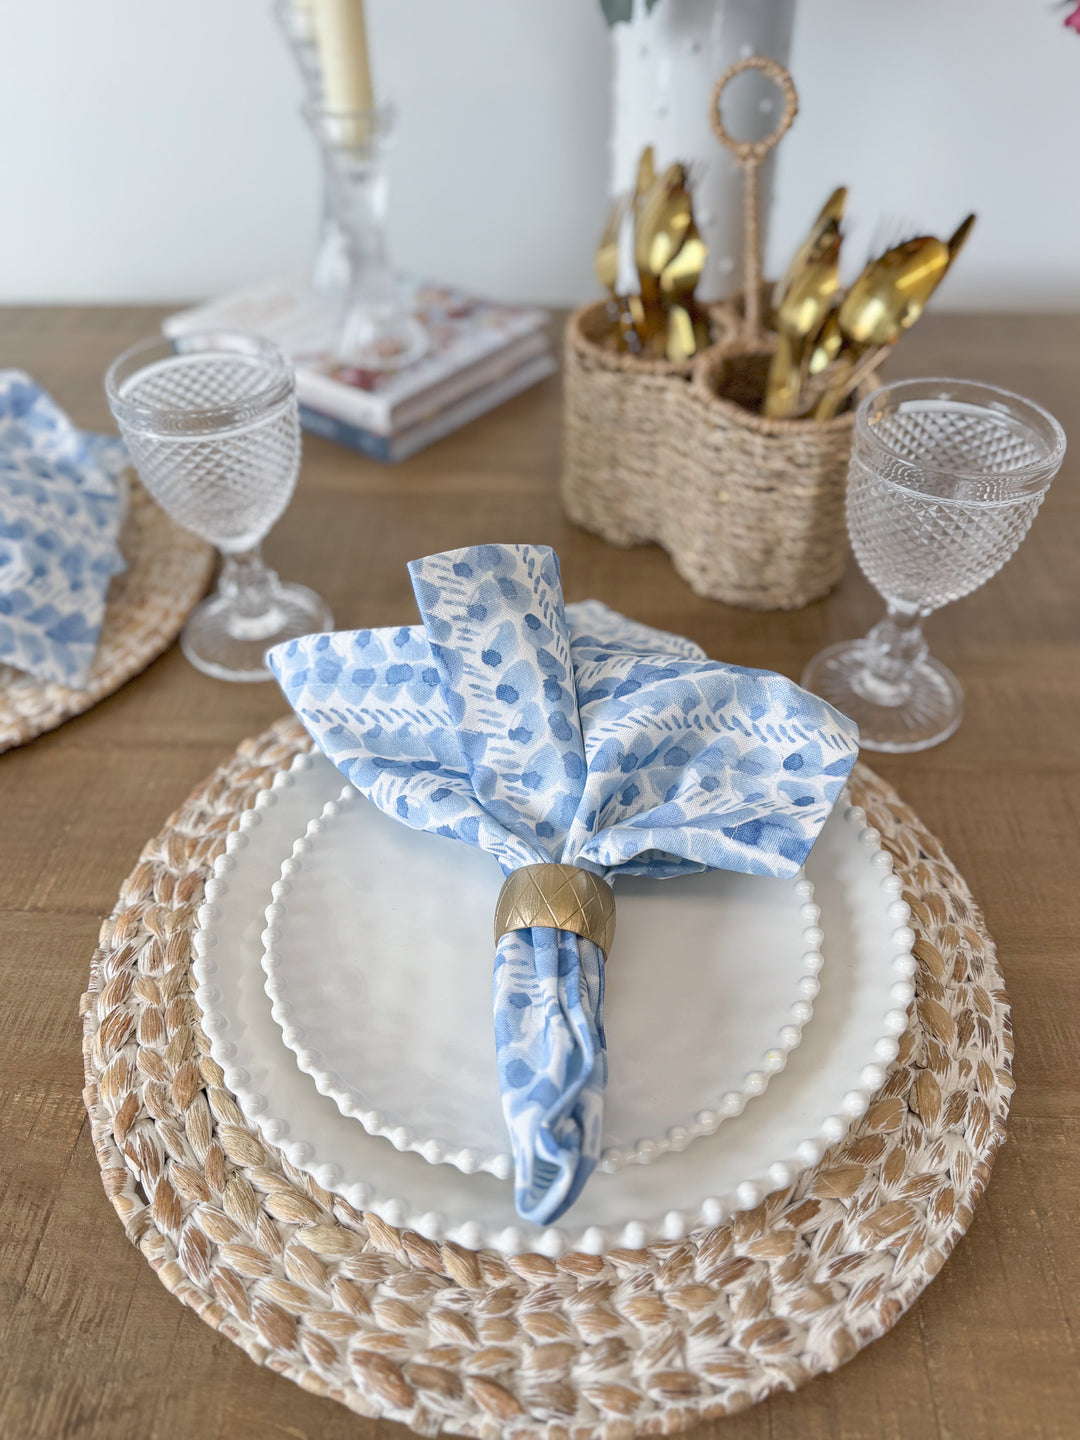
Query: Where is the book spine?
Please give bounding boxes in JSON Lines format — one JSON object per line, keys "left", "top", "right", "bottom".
{"left": 298, "top": 405, "right": 393, "bottom": 462}
{"left": 387, "top": 353, "right": 557, "bottom": 461}
{"left": 299, "top": 352, "right": 556, "bottom": 463}
{"left": 296, "top": 371, "right": 393, "bottom": 435}
{"left": 392, "top": 331, "right": 549, "bottom": 432}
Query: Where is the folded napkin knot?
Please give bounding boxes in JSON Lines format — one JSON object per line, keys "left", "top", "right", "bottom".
{"left": 494, "top": 863, "right": 616, "bottom": 958}
{"left": 268, "top": 542, "right": 860, "bottom": 1225}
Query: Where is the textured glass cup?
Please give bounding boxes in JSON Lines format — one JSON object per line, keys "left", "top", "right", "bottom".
{"left": 106, "top": 332, "right": 332, "bottom": 682}
{"left": 803, "top": 378, "right": 1066, "bottom": 752}
{"left": 305, "top": 103, "right": 428, "bottom": 371}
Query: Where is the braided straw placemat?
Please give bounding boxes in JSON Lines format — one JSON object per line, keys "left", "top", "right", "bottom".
{"left": 81, "top": 718, "right": 1011, "bottom": 1437}
{"left": 0, "top": 479, "right": 214, "bottom": 754}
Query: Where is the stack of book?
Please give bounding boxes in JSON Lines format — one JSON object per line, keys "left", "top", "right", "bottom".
{"left": 164, "top": 280, "right": 555, "bottom": 463}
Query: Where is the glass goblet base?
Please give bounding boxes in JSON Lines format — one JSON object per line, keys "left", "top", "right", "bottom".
{"left": 181, "top": 578, "right": 333, "bottom": 683}
{"left": 801, "top": 640, "right": 964, "bottom": 753}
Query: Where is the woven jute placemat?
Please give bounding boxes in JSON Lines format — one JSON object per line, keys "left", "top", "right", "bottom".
{"left": 80, "top": 718, "right": 1011, "bottom": 1437}
{"left": 0, "top": 479, "right": 214, "bottom": 754}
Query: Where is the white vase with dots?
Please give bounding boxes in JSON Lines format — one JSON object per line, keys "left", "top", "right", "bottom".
{"left": 610, "top": 0, "right": 795, "bottom": 301}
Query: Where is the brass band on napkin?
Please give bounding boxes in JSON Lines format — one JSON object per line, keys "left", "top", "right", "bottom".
{"left": 494, "top": 864, "right": 617, "bottom": 959}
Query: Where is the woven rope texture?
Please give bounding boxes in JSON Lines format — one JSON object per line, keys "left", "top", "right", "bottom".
{"left": 81, "top": 718, "right": 1011, "bottom": 1438}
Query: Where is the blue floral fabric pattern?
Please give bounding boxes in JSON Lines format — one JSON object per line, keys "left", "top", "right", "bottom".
{"left": 268, "top": 544, "right": 859, "bottom": 1224}
{"left": 0, "top": 371, "right": 128, "bottom": 688}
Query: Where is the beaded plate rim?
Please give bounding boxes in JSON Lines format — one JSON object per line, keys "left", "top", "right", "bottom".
{"left": 196, "top": 754, "right": 915, "bottom": 1255}
{"left": 258, "top": 778, "right": 834, "bottom": 1182}
{"left": 80, "top": 718, "right": 1012, "bottom": 1438}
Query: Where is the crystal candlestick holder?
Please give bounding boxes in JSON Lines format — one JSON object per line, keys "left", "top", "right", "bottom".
{"left": 305, "top": 103, "right": 428, "bottom": 372}
{"left": 272, "top": 2, "right": 350, "bottom": 296}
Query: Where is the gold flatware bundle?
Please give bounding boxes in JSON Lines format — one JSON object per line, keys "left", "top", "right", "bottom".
{"left": 811, "top": 235, "right": 949, "bottom": 419}
{"left": 635, "top": 161, "right": 694, "bottom": 342}
{"left": 762, "top": 208, "right": 976, "bottom": 420}
{"left": 591, "top": 51, "right": 974, "bottom": 407}
{"left": 810, "top": 214, "right": 974, "bottom": 419}
{"left": 593, "top": 147, "right": 711, "bottom": 362}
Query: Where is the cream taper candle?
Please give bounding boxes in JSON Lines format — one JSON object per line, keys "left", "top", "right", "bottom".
{"left": 312, "top": 0, "right": 374, "bottom": 113}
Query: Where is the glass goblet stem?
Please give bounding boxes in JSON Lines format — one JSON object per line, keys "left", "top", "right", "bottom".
{"left": 850, "top": 605, "right": 930, "bottom": 707}
{"left": 217, "top": 545, "right": 289, "bottom": 641}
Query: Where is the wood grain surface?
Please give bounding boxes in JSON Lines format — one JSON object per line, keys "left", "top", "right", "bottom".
{"left": 0, "top": 307, "right": 1077, "bottom": 1440}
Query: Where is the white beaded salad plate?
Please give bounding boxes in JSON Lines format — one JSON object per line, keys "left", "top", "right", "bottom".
{"left": 260, "top": 784, "right": 825, "bottom": 1179}
{"left": 193, "top": 750, "right": 916, "bottom": 1258}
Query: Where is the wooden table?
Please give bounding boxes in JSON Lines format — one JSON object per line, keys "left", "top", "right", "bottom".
{"left": 1, "top": 307, "right": 1077, "bottom": 1440}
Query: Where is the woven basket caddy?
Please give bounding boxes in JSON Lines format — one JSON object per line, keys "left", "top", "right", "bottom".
{"left": 663, "top": 335, "right": 877, "bottom": 610}
{"left": 561, "top": 303, "right": 877, "bottom": 613}
{"left": 561, "top": 302, "right": 735, "bottom": 547}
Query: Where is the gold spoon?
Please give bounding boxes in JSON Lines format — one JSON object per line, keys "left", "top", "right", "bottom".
{"left": 635, "top": 162, "right": 694, "bottom": 347}
{"left": 765, "top": 186, "right": 846, "bottom": 415}
{"left": 773, "top": 186, "right": 846, "bottom": 313}
{"left": 814, "top": 235, "right": 951, "bottom": 419}
{"left": 659, "top": 221, "right": 707, "bottom": 300}
{"left": 841, "top": 235, "right": 950, "bottom": 346}
{"left": 659, "top": 220, "right": 709, "bottom": 361}
{"left": 764, "top": 228, "right": 842, "bottom": 417}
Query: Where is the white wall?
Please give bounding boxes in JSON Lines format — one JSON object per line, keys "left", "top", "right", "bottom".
{"left": 1, "top": 0, "right": 1077, "bottom": 309}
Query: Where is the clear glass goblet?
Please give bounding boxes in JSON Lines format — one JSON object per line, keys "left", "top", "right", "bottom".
{"left": 802, "top": 378, "right": 1066, "bottom": 752}
{"left": 106, "top": 331, "right": 332, "bottom": 682}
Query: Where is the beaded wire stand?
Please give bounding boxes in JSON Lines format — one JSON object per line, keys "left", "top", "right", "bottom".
{"left": 81, "top": 718, "right": 1011, "bottom": 1436}
{"left": 0, "top": 479, "right": 214, "bottom": 753}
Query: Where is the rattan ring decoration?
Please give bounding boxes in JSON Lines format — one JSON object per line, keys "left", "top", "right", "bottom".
{"left": 709, "top": 57, "right": 799, "bottom": 342}
{"left": 81, "top": 717, "right": 1012, "bottom": 1437}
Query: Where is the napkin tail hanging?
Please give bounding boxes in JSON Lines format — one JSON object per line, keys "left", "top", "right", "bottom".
{"left": 494, "top": 864, "right": 616, "bottom": 958}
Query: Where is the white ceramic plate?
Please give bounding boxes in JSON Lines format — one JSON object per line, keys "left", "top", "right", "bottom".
{"left": 260, "top": 785, "right": 825, "bottom": 1179}
{"left": 193, "top": 752, "right": 916, "bottom": 1257}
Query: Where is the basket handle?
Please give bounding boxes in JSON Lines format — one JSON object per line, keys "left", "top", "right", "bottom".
{"left": 709, "top": 57, "right": 799, "bottom": 344}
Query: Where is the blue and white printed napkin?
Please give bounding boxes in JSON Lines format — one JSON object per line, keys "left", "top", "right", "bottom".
{"left": 269, "top": 544, "right": 859, "bottom": 1224}
{"left": 0, "top": 371, "right": 128, "bottom": 688}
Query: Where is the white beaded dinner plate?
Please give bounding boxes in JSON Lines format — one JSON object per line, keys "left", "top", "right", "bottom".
{"left": 193, "top": 751, "right": 916, "bottom": 1257}
{"left": 260, "top": 785, "right": 825, "bottom": 1179}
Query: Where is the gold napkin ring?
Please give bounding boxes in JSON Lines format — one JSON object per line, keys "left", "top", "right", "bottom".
{"left": 494, "top": 863, "right": 616, "bottom": 959}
